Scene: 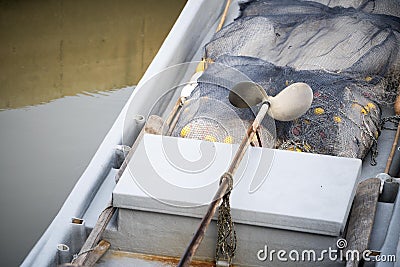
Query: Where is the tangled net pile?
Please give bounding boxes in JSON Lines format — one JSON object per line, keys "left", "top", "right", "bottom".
{"left": 172, "top": 59, "right": 277, "bottom": 148}
{"left": 173, "top": 0, "right": 400, "bottom": 160}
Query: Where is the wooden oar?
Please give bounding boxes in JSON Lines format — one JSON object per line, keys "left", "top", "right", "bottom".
{"left": 71, "top": 115, "right": 163, "bottom": 266}
{"left": 165, "top": 71, "right": 202, "bottom": 136}
{"left": 345, "top": 178, "right": 381, "bottom": 267}
{"left": 215, "top": 0, "right": 232, "bottom": 32}
{"left": 178, "top": 82, "right": 313, "bottom": 266}
{"left": 178, "top": 103, "right": 270, "bottom": 267}
{"left": 165, "top": 0, "right": 232, "bottom": 135}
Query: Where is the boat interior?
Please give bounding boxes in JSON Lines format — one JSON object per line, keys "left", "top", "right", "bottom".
{"left": 22, "top": 0, "right": 400, "bottom": 266}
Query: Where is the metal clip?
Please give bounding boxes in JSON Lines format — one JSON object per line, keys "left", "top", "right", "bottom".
{"left": 376, "top": 173, "right": 391, "bottom": 194}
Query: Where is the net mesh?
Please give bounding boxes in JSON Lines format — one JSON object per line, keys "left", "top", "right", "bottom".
{"left": 175, "top": 55, "right": 385, "bottom": 159}
{"left": 173, "top": 0, "right": 399, "bottom": 160}
{"left": 296, "top": 0, "right": 400, "bottom": 17}
{"left": 172, "top": 61, "right": 276, "bottom": 148}
{"left": 207, "top": 0, "right": 400, "bottom": 76}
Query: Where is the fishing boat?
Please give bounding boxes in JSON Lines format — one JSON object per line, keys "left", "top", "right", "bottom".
{"left": 23, "top": 0, "right": 400, "bottom": 266}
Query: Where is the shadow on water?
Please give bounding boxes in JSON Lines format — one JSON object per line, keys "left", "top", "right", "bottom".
{"left": 0, "top": 0, "right": 186, "bottom": 265}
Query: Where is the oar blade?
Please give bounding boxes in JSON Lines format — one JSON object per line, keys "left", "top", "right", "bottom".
{"left": 267, "top": 82, "right": 313, "bottom": 121}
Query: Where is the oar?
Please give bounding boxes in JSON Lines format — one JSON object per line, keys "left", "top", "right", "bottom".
{"left": 71, "top": 115, "right": 164, "bottom": 266}
{"left": 215, "top": 0, "right": 232, "bottom": 32}
{"left": 165, "top": 71, "right": 202, "bottom": 135}
{"left": 178, "top": 82, "right": 313, "bottom": 267}
{"left": 344, "top": 178, "right": 381, "bottom": 267}
{"left": 344, "top": 90, "right": 400, "bottom": 267}
{"left": 165, "top": 0, "right": 232, "bottom": 135}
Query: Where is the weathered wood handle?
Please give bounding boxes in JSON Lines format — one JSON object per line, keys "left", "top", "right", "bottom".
{"left": 72, "top": 115, "right": 163, "bottom": 266}
{"left": 394, "top": 93, "right": 400, "bottom": 116}
{"left": 345, "top": 178, "right": 381, "bottom": 267}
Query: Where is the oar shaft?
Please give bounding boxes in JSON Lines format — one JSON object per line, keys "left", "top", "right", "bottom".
{"left": 178, "top": 103, "right": 269, "bottom": 266}
{"left": 165, "top": 97, "right": 184, "bottom": 133}
{"left": 228, "top": 103, "right": 269, "bottom": 174}
{"left": 168, "top": 0, "right": 233, "bottom": 136}
{"left": 216, "top": 0, "right": 232, "bottom": 32}
{"left": 178, "top": 176, "right": 231, "bottom": 267}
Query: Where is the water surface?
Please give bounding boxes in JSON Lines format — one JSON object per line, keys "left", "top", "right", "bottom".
{"left": 0, "top": 88, "right": 133, "bottom": 265}
{"left": 0, "top": 0, "right": 186, "bottom": 109}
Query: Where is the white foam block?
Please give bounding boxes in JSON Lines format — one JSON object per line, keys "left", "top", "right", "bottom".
{"left": 113, "top": 134, "right": 361, "bottom": 236}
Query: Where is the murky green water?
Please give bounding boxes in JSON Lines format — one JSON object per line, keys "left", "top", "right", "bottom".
{"left": 0, "top": 0, "right": 186, "bottom": 110}
{"left": 0, "top": 1, "right": 186, "bottom": 265}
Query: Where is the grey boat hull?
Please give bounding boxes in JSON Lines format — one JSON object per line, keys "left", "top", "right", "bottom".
{"left": 22, "top": 0, "right": 400, "bottom": 266}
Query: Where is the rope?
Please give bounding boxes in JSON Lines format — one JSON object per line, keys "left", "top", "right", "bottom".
{"left": 72, "top": 247, "right": 95, "bottom": 262}
{"left": 215, "top": 173, "right": 237, "bottom": 265}
{"left": 369, "top": 115, "right": 400, "bottom": 166}
{"left": 381, "top": 114, "right": 400, "bottom": 172}
{"left": 380, "top": 115, "right": 400, "bottom": 130}
{"left": 370, "top": 142, "right": 378, "bottom": 166}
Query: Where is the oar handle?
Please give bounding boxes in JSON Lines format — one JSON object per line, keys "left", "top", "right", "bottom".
{"left": 165, "top": 97, "right": 184, "bottom": 133}
{"left": 216, "top": 0, "right": 232, "bottom": 32}
{"left": 344, "top": 178, "right": 381, "bottom": 267}
{"left": 178, "top": 173, "right": 232, "bottom": 267}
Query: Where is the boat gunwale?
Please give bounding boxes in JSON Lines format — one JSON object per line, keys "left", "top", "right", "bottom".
{"left": 21, "top": 0, "right": 227, "bottom": 265}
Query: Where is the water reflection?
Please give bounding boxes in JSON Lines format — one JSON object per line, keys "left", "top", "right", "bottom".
{"left": 0, "top": 88, "right": 133, "bottom": 266}
{"left": 0, "top": 0, "right": 186, "bottom": 109}
{"left": 0, "top": 0, "right": 186, "bottom": 265}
